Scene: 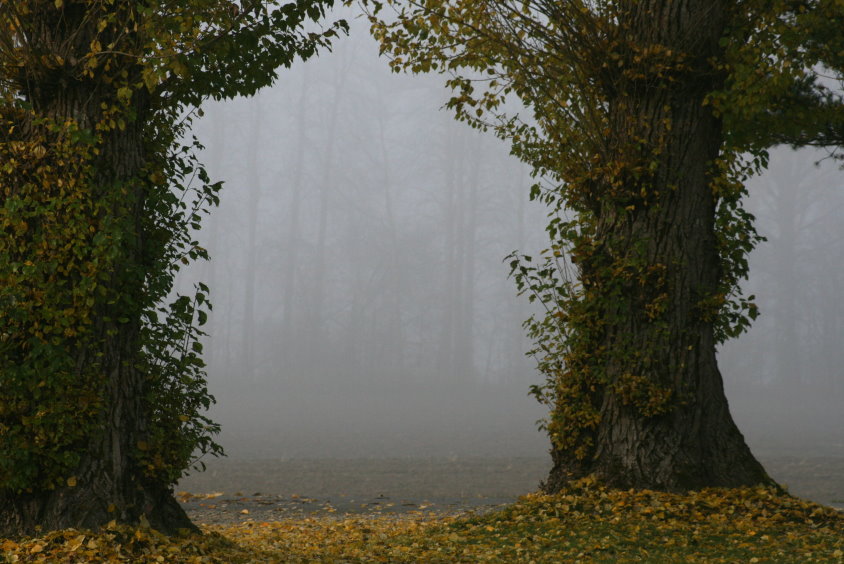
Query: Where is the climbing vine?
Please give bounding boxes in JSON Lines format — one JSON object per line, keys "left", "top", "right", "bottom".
{"left": 0, "top": 1, "right": 346, "bottom": 495}
{"left": 0, "top": 109, "right": 107, "bottom": 491}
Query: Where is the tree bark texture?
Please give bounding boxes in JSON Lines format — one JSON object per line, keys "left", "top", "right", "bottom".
{"left": 545, "top": 0, "right": 771, "bottom": 492}
{"left": 0, "top": 5, "right": 195, "bottom": 536}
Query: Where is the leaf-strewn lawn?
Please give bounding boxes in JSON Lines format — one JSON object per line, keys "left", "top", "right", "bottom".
{"left": 3, "top": 480, "right": 843, "bottom": 562}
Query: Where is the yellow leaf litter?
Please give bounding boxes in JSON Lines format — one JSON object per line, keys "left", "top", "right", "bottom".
{"left": 1, "top": 481, "right": 842, "bottom": 563}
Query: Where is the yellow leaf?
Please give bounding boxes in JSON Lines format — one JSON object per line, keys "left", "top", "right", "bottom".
{"left": 66, "top": 476, "right": 77, "bottom": 487}
{"left": 67, "top": 534, "right": 85, "bottom": 551}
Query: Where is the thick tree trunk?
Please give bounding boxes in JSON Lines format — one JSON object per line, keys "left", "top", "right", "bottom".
{"left": 0, "top": 6, "right": 194, "bottom": 537}
{"left": 545, "top": 0, "right": 771, "bottom": 492}
{"left": 0, "top": 154, "right": 196, "bottom": 537}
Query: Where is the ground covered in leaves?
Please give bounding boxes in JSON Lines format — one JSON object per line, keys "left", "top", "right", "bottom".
{"left": 2, "top": 480, "right": 843, "bottom": 563}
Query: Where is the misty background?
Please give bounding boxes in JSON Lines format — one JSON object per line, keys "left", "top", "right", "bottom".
{"left": 176, "top": 13, "right": 844, "bottom": 465}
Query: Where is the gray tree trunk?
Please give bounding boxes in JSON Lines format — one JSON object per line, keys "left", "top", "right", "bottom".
{"left": 545, "top": 0, "right": 770, "bottom": 492}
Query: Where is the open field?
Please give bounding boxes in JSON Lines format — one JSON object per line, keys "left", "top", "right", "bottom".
{"left": 177, "top": 456, "right": 844, "bottom": 525}
{"left": 2, "top": 457, "right": 841, "bottom": 562}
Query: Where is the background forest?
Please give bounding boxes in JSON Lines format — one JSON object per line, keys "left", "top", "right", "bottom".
{"left": 178, "top": 13, "right": 844, "bottom": 463}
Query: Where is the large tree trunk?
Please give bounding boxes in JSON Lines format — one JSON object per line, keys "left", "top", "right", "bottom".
{"left": 0, "top": 5, "right": 194, "bottom": 537}
{"left": 545, "top": 0, "right": 771, "bottom": 493}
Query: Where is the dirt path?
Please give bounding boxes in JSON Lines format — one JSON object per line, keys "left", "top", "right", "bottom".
{"left": 178, "top": 457, "right": 538, "bottom": 525}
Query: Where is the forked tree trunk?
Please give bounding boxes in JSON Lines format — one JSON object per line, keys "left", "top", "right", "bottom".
{"left": 545, "top": 0, "right": 771, "bottom": 493}
{"left": 0, "top": 6, "right": 195, "bottom": 537}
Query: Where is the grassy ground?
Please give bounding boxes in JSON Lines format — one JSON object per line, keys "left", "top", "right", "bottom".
{"left": 3, "top": 480, "right": 842, "bottom": 563}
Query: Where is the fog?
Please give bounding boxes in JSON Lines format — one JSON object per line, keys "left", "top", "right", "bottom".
{"left": 177, "top": 15, "right": 844, "bottom": 463}
{"left": 722, "top": 148, "right": 844, "bottom": 457}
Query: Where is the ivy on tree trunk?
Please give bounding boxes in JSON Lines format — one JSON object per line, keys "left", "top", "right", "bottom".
{"left": 539, "top": 0, "right": 770, "bottom": 491}
{"left": 0, "top": 0, "right": 346, "bottom": 536}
